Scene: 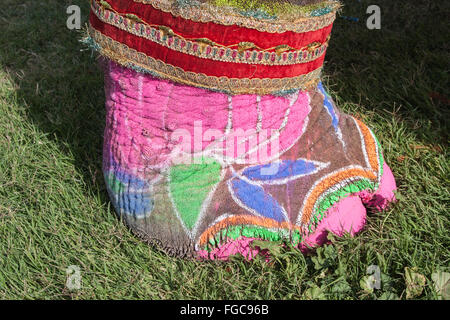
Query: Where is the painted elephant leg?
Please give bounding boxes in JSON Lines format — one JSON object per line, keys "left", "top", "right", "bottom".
{"left": 88, "top": 0, "right": 397, "bottom": 259}
{"left": 100, "top": 60, "right": 396, "bottom": 259}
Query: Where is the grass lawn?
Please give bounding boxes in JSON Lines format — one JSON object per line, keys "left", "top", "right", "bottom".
{"left": 0, "top": 0, "right": 448, "bottom": 299}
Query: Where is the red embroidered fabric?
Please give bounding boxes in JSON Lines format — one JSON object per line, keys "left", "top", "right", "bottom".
{"left": 89, "top": 0, "right": 335, "bottom": 81}
{"left": 90, "top": 14, "right": 328, "bottom": 79}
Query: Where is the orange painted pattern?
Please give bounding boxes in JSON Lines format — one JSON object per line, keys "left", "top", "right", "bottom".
{"left": 300, "top": 167, "right": 377, "bottom": 225}
{"left": 198, "top": 215, "right": 301, "bottom": 246}
{"left": 354, "top": 118, "right": 379, "bottom": 172}
{"left": 199, "top": 118, "right": 382, "bottom": 245}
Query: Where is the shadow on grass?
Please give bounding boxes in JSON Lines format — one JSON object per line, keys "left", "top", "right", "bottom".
{"left": 0, "top": 0, "right": 448, "bottom": 196}
{"left": 327, "top": 0, "right": 449, "bottom": 144}
{"left": 0, "top": 0, "right": 108, "bottom": 200}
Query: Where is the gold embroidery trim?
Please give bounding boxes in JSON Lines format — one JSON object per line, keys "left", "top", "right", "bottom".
{"left": 132, "top": 0, "right": 340, "bottom": 34}
{"left": 88, "top": 26, "right": 322, "bottom": 95}
{"left": 92, "top": 0, "right": 330, "bottom": 66}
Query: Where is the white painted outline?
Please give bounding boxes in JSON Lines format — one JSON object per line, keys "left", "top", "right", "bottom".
{"left": 227, "top": 166, "right": 291, "bottom": 223}
{"left": 353, "top": 117, "right": 370, "bottom": 169}
{"left": 318, "top": 85, "right": 346, "bottom": 151}
{"left": 167, "top": 163, "right": 226, "bottom": 240}
{"left": 236, "top": 158, "right": 330, "bottom": 186}
{"left": 295, "top": 164, "right": 376, "bottom": 226}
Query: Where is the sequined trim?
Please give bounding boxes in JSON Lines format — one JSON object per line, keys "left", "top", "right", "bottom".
{"left": 88, "top": 26, "right": 323, "bottom": 95}
{"left": 133, "top": 0, "right": 340, "bottom": 34}
{"left": 92, "top": 1, "right": 329, "bottom": 66}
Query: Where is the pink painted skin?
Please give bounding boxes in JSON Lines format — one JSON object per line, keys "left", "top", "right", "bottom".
{"left": 104, "top": 61, "right": 397, "bottom": 260}
{"left": 197, "top": 163, "right": 397, "bottom": 260}
{"left": 103, "top": 61, "right": 311, "bottom": 177}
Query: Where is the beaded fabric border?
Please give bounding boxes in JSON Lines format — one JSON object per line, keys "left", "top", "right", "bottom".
{"left": 88, "top": 26, "right": 322, "bottom": 95}
{"left": 91, "top": 1, "right": 329, "bottom": 66}
{"left": 133, "top": 0, "right": 340, "bottom": 33}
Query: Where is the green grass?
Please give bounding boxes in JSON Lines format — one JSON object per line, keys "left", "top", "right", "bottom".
{"left": 0, "top": 0, "right": 448, "bottom": 299}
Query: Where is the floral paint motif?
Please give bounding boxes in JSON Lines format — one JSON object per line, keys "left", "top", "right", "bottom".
{"left": 227, "top": 159, "right": 329, "bottom": 224}
{"left": 101, "top": 61, "right": 394, "bottom": 256}
{"left": 168, "top": 159, "right": 222, "bottom": 233}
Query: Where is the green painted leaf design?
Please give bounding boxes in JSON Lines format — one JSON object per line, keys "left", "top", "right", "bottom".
{"left": 169, "top": 159, "right": 221, "bottom": 231}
